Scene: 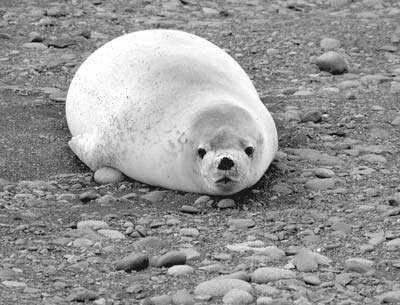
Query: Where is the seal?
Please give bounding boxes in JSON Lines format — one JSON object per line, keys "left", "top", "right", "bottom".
{"left": 66, "top": 29, "right": 278, "bottom": 195}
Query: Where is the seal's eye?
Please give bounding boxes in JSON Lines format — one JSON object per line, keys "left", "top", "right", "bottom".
{"left": 245, "top": 146, "right": 254, "bottom": 157}
{"left": 197, "top": 148, "right": 207, "bottom": 159}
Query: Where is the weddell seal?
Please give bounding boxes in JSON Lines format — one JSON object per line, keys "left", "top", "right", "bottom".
{"left": 66, "top": 29, "right": 278, "bottom": 195}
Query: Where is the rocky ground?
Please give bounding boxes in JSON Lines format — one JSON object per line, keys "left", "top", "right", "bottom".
{"left": 1, "top": 0, "right": 400, "bottom": 304}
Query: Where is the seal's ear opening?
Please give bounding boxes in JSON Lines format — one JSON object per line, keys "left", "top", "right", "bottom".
{"left": 197, "top": 148, "right": 207, "bottom": 159}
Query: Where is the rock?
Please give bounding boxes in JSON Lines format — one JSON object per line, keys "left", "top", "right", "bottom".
{"left": 172, "top": 289, "right": 195, "bottom": 305}
{"left": 391, "top": 117, "right": 400, "bottom": 126}
{"left": 132, "top": 237, "right": 166, "bottom": 250}
{"left": 48, "top": 37, "right": 76, "bottom": 48}
{"left": 344, "top": 258, "right": 374, "bottom": 273}
{"left": 331, "top": 221, "right": 351, "bottom": 233}
{"left": 22, "top": 42, "right": 48, "bottom": 49}
{"left": 77, "top": 220, "right": 109, "bottom": 230}
{"left": 180, "top": 205, "right": 200, "bottom": 214}
{"left": 194, "top": 278, "right": 253, "bottom": 297}
{"left": 251, "top": 267, "right": 296, "bottom": 283}
{"left": 217, "top": 198, "right": 236, "bottom": 209}
{"left": 316, "top": 51, "right": 349, "bottom": 74}
{"left": 320, "top": 37, "right": 341, "bottom": 50}
{"left": 223, "top": 289, "right": 254, "bottom": 305}
{"left": 167, "top": 265, "right": 194, "bottom": 276}
{"left": 18, "top": 180, "right": 56, "bottom": 191}
{"left": 227, "top": 218, "right": 256, "bottom": 229}
{"left": 359, "top": 154, "right": 387, "bottom": 164}
{"left": 141, "top": 191, "right": 168, "bottom": 202}
{"left": 302, "top": 275, "right": 321, "bottom": 286}
{"left": 300, "top": 110, "right": 322, "bottom": 123}
{"left": 256, "top": 296, "right": 274, "bottom": 305}
{"left": 386, "top": 238, "right": 400, "bottom": 250}
{"left": 28, "top": 31, "right": 44, "bottom": 42}
{"left": 0, "top": 268, "right": 18, "bottom": 280}
{"left": 293, "top": 251, "right": 318, "bottom": 272}
{"left": 114, "top": 254, "right": 149, "bottom": 272}
{"left": 97, "top": 229, "right": 125, "bottom": 240}
{"left": 179, "top": 228, "right": 200, "bottom": 237}
{"left": 97, "top": 194, "right": 118, "bottom": 205}
{"left": 149, "top": 295, "right": 172, "bottom": 305}
{"left": 156, "top": 251, "right": 186, "bottom": 268}
{"left": 72, "top": 238, "right": 94, "bottom": 248}
{"left": 288, "top": 148, "right": 344, "bottom": 165}
{"left": 305, "top": 178, "right": 336, "bottom": 191}
{"left": 47, "top": 6, "right": 67, "bottom": 17}
{"left": 376, "top": 290, "right": 400, "bottom": 304}
{"left": 79, "top": 191, "right": 100, "bottom": 202}
{"left": 335, "top": 273, "right": 352, "bottom": 286}
{"left": 313, "top": 168, "right": 335, "bottom": 178}
{"left": 94, "top": 167, "right": 125, "bottom": 184}
{"left": 216, "top": 271, "right": 250, "bottom": 282}
{"left": 66, "top": 289, "right": 99, "bottom": 302}
{"left": 1, "top": 280, "right": 27, "bottom": 288}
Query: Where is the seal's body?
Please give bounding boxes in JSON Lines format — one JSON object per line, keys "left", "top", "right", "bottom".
{"left": 66, "top": 29, "right": 277, "bottom": 195}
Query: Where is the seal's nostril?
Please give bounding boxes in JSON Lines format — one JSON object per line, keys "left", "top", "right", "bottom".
{"left": 218, "top": 157, "right": 235, "bottom": 170}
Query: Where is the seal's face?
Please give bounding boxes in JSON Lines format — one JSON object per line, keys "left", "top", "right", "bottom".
{"left": 196, "top": 125, "right": 261, "bottom": 194}
{"left": 188, "top": 103, "right": 265, "bottom": 195}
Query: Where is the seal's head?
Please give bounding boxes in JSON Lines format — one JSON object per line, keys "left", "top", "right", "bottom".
{"left": 188, "top": 103, "right": 266, "bottom": 195}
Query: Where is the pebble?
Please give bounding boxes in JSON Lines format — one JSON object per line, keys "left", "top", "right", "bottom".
{"left": 114, "top": 253, "right": 149, "bottom": 272}
{"left": 194, "top": 278, "right": 253, "bottom": 297}
{"left": 66, "top": 289, "right": 99, "bottom": 302}
{"left": 344, "top": 258, "right": 374, "bottom": 273}
{"left": 359, "top": 154, "right": 387, "bottom": 164}
{"left": 386, "top": 238, "right": 400, "bottom": 251}
{"left": 227, "top": 218, "right": 256, "bottom": 229}
{"left": 331, "top": 221, "right": 352, "bottom": 233}
{"left": 141, "top": 190, "right": 168, "bottom": 202}
{"left": 216, "top": 271, "right": 250, "bottom": 282}
{"left": 376, "top": 290, "right": 400, "bottom": 303}
{"left": 167, "top": 265, "right": 194, "bottom": 276}
{"left": 156, "top": 251, "right": 186, "bottom": 268}
{"left": 251, "top": 267, "right": 296, "bottom": 283}
{"left": 180, "top": 205, "right": 200, "bottom": 214}
{"left": 172, "top": 289, "right": 195, "bottom": 305}
{"left": 391, "top": 117, "right": 400, "bottom": 126}
{"left": 72, "top": 238, "right": 94, "bottom": 248}
{"left": 149, "top": 295, "right": 172, "bottom": 305}
{"left": 217, "top": 198, "right": 236, "bottom": 209}
{"left": 94, "top": 167, "right": 124, "bottom": 184}
{"left": 302, "top": 275, "right": 321, "bottom": 286}
{"left": 77, "top": 220, "right": 109, "bottom": 230}
{"left": 313, "top": 168, "right": 335, "bottom": 178}
{"left": 320, "top": 37, "right": 341, "bottom": 50}
{"left": 180, "top": 228, "right": 200, "bottom": 237}
{"left": 256, "top": 296, "right": 274, "bottom": 305}
{"left": 316, "top": 51, "right": 349, "bottom": 74}
{"left": 97, "top": 229, "right": 125, "bottom": 239}
{"left": 300, "top": 110, "right": 322, "bottom": 123}
{"left": 293, "top": 251, "right": 318, "bottom": 272}
{"left": 1, "top": 280, "right": 27, "bottom": 288}
{"left": 132, "top": 237, "right": 166, "bottom": 250}
{"left": 305, "top": 178, "right": 336, "bottom": 191}
{"left": 223, "top": 289, "right": 254, "bottom": 305}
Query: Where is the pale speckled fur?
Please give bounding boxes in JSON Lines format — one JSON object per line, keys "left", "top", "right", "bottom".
{"left": 66, "top": 29, "right": 278, "bottom": 195}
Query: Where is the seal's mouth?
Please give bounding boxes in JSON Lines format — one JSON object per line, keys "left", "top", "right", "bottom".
{"left": 215, "top": 176, "right": 238, "bottom": 186}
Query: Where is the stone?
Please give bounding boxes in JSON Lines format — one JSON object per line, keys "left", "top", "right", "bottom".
{"left": 194, "top": 278, "right": 253, "bottom": 297}
{"left": 132, "top": 237, "right": 166, "bottom": 250}
{"left": 66, "top": 289, "right": 99, "bottom": 302}
{"left": 1, "top": 280, "right": 27, "bottom": 288}
{"left": 114, "top": 254, "right": 149, "bottom": 272}
{"left": 344, "top": 258, "right": 374, "bottom": 273}
{"left": 149, "top": 295, "right": 172, "bottom": 305}
{"left": 313, "top": 168, "right": 335, "bottom": 178}
{"left": 172, "top": 289, "right": 195, "bottom": 305}
{"left": 320, "top": 37, "right": 341, "bottom": 50}
{"left": 156, "top": 251, "right": 186, "bottom": 268}
{"left": 376, "top": 291, "right": 400, "bottom": 304}
{"left": 141, "top": 191, "right": 168, "bottom": 202}
{"left": 167, "top": 265, "right": 194, "bottom": 276}
{"left": 223, "top": 289, "right": 254, "bottom": 305}
{"left": 216, "top": 271, "right": 250, "bottom": 282}
{"left": 293, "top": 251, "right": 318, "bottom": 272}
{"left": 77, "top": 220, "right": 109, "bottom": 230}
{"left": 94, "top": 167, "right": 124, "bottom": 184}
{"left": 316, "top": 51, "right": 349, "bottom": 74}
{"left": 217, "top": 198, "right": 236, "bottom": 209}
{"left": 257, "top": 296, "right": 274, "bottom": 305}
{"left": 305, "top": 178, "right": 336, "bottom": 191}
{"left": 300, "top": 110, "right": 322, "bottom": 123}
{"left": 180, "top": 228, "right": 200, "bottom": 237}
{"left": 251, "top": 267, "right": 296, "bottom": 283}
{"left": 302, "top": 275, "right": 321, "bottom": 286}
{"left": 227, "top": 218, "right": 256, "bottom": 229}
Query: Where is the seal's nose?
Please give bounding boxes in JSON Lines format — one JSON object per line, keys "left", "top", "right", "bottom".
{"left": 218, "top": 157, "right": 235, "bottom": 170}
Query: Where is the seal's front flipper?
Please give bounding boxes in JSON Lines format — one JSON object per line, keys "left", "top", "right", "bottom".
{"left": 69, "top": 133, "right": 102, "bottom": 170}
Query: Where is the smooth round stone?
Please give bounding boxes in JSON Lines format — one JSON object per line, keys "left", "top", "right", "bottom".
{"left": 376, "top": 291, "right": 400, "bottom": 304}
{"left": 316, "top": 51, "right": 349, "bottom": 75}
{"left": 305, "top": 178, "right": 336, "bottom": 191}
{"left": 313, "top": 168, "right": 335, "bottom": 178}
{"left": 194, "top": 278, "right": 253, "bottom": 297}
{"left": 149, "top": 295, "right": 172, "bottom": 305}
{"left": 217, "top": 198, "right": 236, "bottom": 209}
{"left": 72, "top": 238, "right": 94, "bottom": 248}
{"left": 293, "top": 251, "right": 318, "bottom": 272}
{"left": 344, "top": 258, "right": 374, "bottom": 273}
{"left": 141, "top": 190, "right": 168, "bottom": 202}
{"left": 331, "top": 221, "right": 351, "bottom": 233}
{"left": 257, "top": 296, "right": 274, "bottom": 305}
{"left": 251, "top": 267, "right": 296, "bottom": 283}
{"left": 172, "top": 289, "right": 195, "bottom": 305}
{"left": 216, "top": 271, "right": 250, "bottom": 282}
{"left": 180, "top": 205, "right": 200, "bottom": 214}
{"left": 302, "top": 275, "right": 321, "bottom": 286}
{"left": 300, "top": 110, "right": 322, "bottom": 123}
{"left": 320, "top": 37, "right": 341, "bottom": 50}
{"left": 114, "top": 254, "right": 149, "bottom": 272}
{"left": 391, "top": 117, "right": 400, "bottom": 126}
{"left": 97, "top": 229, "right": 125, "bottom": 240}
{"left": 167, "top": 265, "right": 194, "bottom": 276}
{"left": 156, "top": 251, "right": 186, "bottom": 268}
{"left": 227, "top": 218, "right": 256, "bottom": 229}
{"left": 132, "top": 237, "right": 166, "bottom": 250}
{"left": 94, "top": 167, "right": 124, "bottom": 184}
{"left": 223, "top": 289, "right": 254, "bottom": 305}
{"left": 77, "top": 220, "right": 109, "bottom": 230}
{"left": 180, "top": 228, "right": 200, "bottom": 237}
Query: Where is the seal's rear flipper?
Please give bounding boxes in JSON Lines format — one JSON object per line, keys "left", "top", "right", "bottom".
{"left": 69, "top": 133, "right": 100, "bottom": 170}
